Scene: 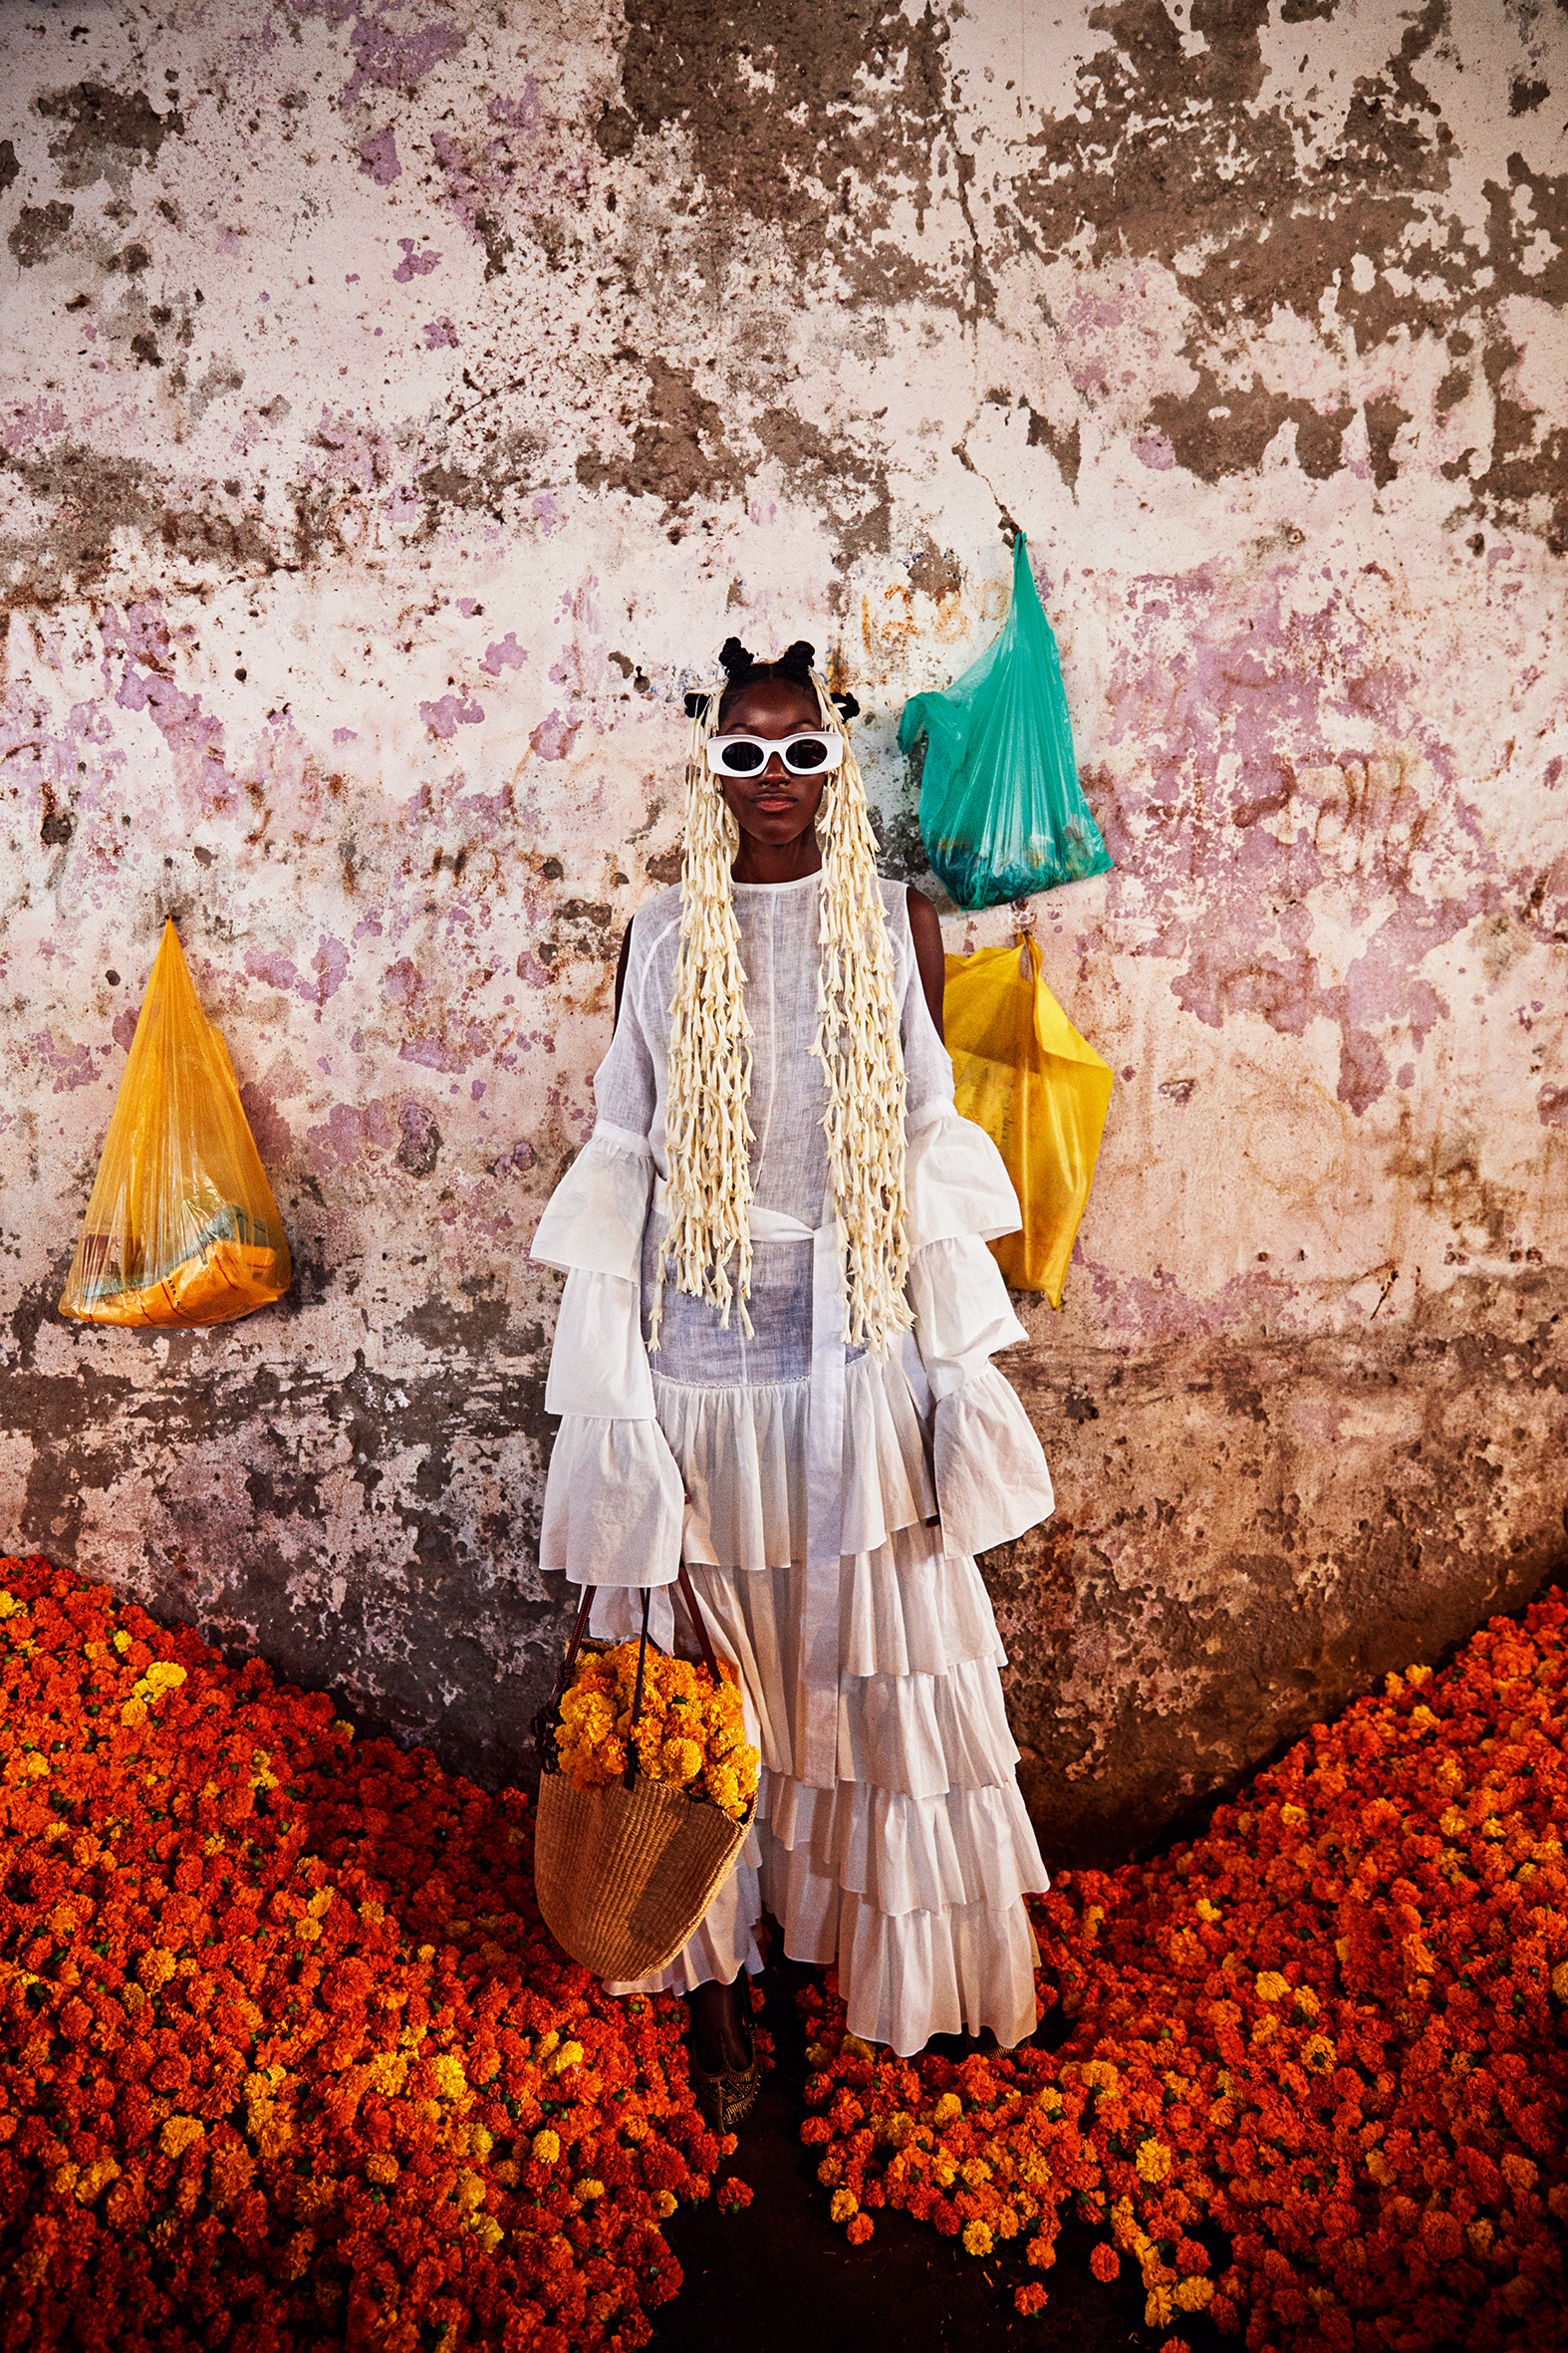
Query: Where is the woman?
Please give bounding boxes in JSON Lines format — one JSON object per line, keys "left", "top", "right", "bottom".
{"left": 530, "top": 638, "right": 1056, "bottom": 2125}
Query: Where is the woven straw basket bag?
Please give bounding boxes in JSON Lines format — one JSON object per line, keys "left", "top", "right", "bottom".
{"left": 533, "top": 1568, "right": 753, "bottom": 1982}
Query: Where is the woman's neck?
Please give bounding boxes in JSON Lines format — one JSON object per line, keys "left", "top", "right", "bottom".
{"left": 730, "top": 830, "right": 823, "bottom": 885}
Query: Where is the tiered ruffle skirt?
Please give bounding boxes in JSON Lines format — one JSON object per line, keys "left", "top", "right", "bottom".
{"left": 591, "top": 1353, "right": 1049, "bottom": 2057}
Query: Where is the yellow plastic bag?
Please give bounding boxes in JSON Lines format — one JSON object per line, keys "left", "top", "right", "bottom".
{"left": 58, "top": 920, "right": 291, "bottom": 1328}
{"left": 943, "top": 933, "right": 1112, "bottom": 1307}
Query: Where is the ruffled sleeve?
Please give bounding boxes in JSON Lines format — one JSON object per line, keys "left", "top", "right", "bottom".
{"left": 901, "top": 981, "right": 1056, "bottom": 1557}
{"left": 529, "top": 968, "right": 684, "bottom": 1589}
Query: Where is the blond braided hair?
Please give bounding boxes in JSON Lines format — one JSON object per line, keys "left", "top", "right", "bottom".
{"left": 649, "top": 670, "right": 912, "bottom": 1358}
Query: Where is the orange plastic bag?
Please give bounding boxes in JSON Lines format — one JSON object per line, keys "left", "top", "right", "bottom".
{"left": 58, "top": 920, "right": 291, "bottom": 1327}
{"left": 942, "top": 933, "right": 1112, "bottom": 1307}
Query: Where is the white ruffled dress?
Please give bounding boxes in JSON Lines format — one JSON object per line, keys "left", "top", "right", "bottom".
{"left": 530, "top": 874, "right": 1055, "bottom": 2056}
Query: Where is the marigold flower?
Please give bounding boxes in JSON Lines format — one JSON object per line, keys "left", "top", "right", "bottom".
{"left": 1090, "top": 2242, "right": 1121, "bottom": 2282}
{"left": 1136, "top": 2139, "right": 1172, "bottom": 2184}
{"left": 962, "top": 2220, "right": 992, "bottom": 2256}
{"left": 1014, "top": 2282, "right": 1047, "bottom": 2315}
{"left": 931, "top": 2093, "right": 961, "bottom": 2125}
{"left": 829, "top": 2189, "right": 859, "bottom": 2223}
{"left": 532, "top": 2129, "right": 561, "bottom": 2166}
{"left": 845, "top": 2211, "right": 874, "bottom": 2244}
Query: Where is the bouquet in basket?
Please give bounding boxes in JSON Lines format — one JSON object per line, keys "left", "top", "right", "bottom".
{"left": 553, "top": 1641, "right": 759, "bottom": 1823}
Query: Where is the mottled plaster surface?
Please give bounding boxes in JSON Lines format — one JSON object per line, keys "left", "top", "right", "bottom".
{"left": 1, "top": 0, "right": 1564, "bottom": 1858}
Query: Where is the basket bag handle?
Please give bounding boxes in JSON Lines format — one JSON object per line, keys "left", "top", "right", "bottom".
{"left": 537, "top": 1565, "right": 726, "bottom": 1775}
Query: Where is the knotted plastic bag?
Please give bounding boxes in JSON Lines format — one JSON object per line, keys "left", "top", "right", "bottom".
{"left": 899, "top": 532, "right": 1113, "bottom": 910}
{"left": 943, "top": 934, "right": 1112, "bottom": 1307}
{"left": 59, "top": 920, "right": 291, "bottom": 1327}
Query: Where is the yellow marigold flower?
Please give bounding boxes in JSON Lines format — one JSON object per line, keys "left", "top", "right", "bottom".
{"left": 0, "top": 1593, "right": 23, "bottom": 1620}
{"left": 158, "top": 2115, "right": 205, "bottom": 2160}
{"left": 830, "top": 2189, "right": 859, "bottom": 2223}
{"left": 1279, "top": 1803, "right": 1307, "bottom": 1827}
{"left": 1551, "top": 1961, "right": 1568, "bottom": 2003}
{"left": 1145, "top": 2284, "right": 1174, "bottom": 2329}
{"left": 656, "top": 2190, "right": 677, "bottom": 2220}
{"left": 576, "top": 2179, "right": 605, "bottom": 2203}
{"left": 1254, "top": 1970, "right": 1290, "bottom": 2004}
{"left": 365, "top": 2154, "right": 399, "bottom": 2186}
{"left": 455, "top": 2170, "right": 486, "bottom": 2212}
{"left": 112, "top": 1629, "right": 131, "bottom": 1652}
{"left": 1135, "top": 2139, "right": 1172, "bottom": 2185}
{"left": 960, "top": 2158, "right": 992, "bottom": 2187}
{"left": 74, "top": 2158, "right": 121, "bottom": 2205}
{"left": 532, "top": 2129, "right": 561, "bottom": 2165}
{"left": 551, "top": 2040, "right": 585, "bottom": 2074}
{"left": 474, "top": 2216, "right": 504, "bottom": 2253}
{"left": 1292, "top": 1983, "right": 1320, "bottom": 2019}
{"left": 138, "top": 1947, "right": 177, "bottom": 1993}
{"left": 933, "top": 2157, "right": 957, "bottom": 2189}
{"left": 1302, "top": 2033, "right": 1336, "bottom": 2072}
{"left": 1176, "top": 2277, "right": 1214, "bottom": 2312}
{"left": 431, "top": 2052, "right": 470, "bottom": 2103}
{"left": 368, "top": 2051, "right": 407, "bottom": 2097}
{"left": 1082, "top": 2060, "right": 1120, "bottom": 2093}
{"left": 1439, "top": 1807, "right": 1467, "bottom": 1838}
{"left": 661, "top": 1736, "right": 703, "bottom": 1785}
{"left": 1194, "top": 1897, "right": 1221, "bottom": 1922}
{"left": 962, "top": 2221, "right": 993, "bottom": 2257}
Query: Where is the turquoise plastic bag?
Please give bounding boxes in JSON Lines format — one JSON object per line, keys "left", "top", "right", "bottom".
{"left": 898, "top": 534, "right": 1113, "bottom": 910}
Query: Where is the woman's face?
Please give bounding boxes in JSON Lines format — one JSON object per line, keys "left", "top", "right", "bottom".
{"left": 713, "top": 675, "right": 828, "bottom": 856}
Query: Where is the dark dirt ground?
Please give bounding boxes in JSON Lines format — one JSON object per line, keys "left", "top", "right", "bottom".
{"left": 650, "top": 1952, "right": 1208, "bottom": 2353}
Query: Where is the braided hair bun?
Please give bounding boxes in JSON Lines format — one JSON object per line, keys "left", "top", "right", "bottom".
{"left": 716, "top": 637, "right": 822, "bottom": 724}
{"left": 688, "top": 643, "right": 859, "bottom": 720}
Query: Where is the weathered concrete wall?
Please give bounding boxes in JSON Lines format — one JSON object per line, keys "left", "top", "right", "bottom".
{"left": 2, "top": 0, "right": 1565, "bottom": 1860}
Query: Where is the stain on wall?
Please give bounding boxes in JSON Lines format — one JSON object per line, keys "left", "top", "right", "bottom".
{"left": 1, "top": 0, "right": 1564, "bottom": 1856}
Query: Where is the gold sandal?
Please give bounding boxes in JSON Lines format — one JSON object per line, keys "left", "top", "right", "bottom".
{"left": 689, "top": 2013, "right": 760, "bottom": 2133}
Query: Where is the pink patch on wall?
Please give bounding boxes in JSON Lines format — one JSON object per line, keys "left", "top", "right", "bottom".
{"left": 357, "top": 126, "right": 401, "bottom": 185}
{"left": 419, "top": 691, "right": 484, "bottom": 738}
{"left": 529, "top": 709, "right": 579, "bottom": 760}
{"left": 482, "top": 633, "right": 526, "bottom": 674}
{"left": 392, "top": 238, "right": 442, "bottom": 283}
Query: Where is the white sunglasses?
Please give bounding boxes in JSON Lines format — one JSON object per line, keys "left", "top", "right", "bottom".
{"left": 704, "top": 730, "right": 845, "bottom": 779}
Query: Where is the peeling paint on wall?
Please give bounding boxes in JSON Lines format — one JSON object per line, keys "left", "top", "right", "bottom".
{"left": 1, "top": 0, "right": 1565, "bottom": 1856}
